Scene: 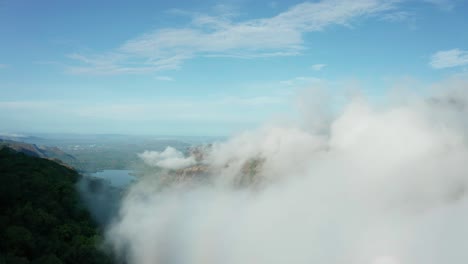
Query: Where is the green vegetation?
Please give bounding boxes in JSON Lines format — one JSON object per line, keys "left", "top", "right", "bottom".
{"left": 0, "top": 147, "right": 113, "bottom": 264}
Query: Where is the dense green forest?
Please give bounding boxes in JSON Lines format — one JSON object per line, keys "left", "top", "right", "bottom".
{"left": 0, "top": 147, "right": 113, "bottom": 264}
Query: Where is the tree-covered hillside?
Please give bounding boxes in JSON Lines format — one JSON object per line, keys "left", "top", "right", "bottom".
{"left": 0, "top": 147, "right": 113, "bottom": 264}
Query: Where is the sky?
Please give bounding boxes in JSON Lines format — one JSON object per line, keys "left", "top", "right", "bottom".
{"left": 0, "top": 0, "right": 467, "bottom": 136}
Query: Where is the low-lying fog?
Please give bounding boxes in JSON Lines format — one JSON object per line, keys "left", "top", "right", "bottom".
{"left": 88, "top": 79, "right": 468, "bottom": 264}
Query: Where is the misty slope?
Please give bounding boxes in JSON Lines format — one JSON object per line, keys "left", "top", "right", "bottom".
{"left": 0, "top": 148, "right": 112, "bottom": 264}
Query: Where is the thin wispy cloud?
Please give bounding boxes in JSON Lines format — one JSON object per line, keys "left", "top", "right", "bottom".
{"left": 0, "top": 101, "right": 59, "bottom": 110}
{"left": 268, "top": 1, "right": 278, "bottom": 9}
{"left": 380, "top": 11, "right": 412, "bottom": 22}
{"left": 0, "top": 95, "right": 288, "bottom": 123}
{"left": 0, "top": 64, "right": 8, "bottom": 69}
{"left": 422, "top": 0, "right": 455, "bottom": 11}
{"left": 155, "top": 76, "right": 174, "bottom": 81}
{"left": 219, "top": 96, "right": 285, "bottom": 106}
{"left": 66, "top": 53, "right": 185, "bottom": 75}
{"left": 430, "top": 49, "right": 468, "bottom": 69}
{"left": 311, "top": 64, "right": 326, "bottom": 71}
{"left": 280, "top": 76, "right": 323, "bottom": 86}
{"left": 67, "top": 0, "right": 400, "bottom": 75}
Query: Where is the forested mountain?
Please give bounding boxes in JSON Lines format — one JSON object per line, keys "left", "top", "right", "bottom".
{"left": 0, "top": 147, "right": 113, "bottom": 264}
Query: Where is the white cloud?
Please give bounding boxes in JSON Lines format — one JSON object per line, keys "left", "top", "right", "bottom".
{"left": 67, "top": 0, "right": 399, "bottom": 74}
{"left": 107, "top": 79, "right": 468, "bottom": 264}
{"left": 0, "top": 64, "right": 8, "bottom": 69}
{"left": 138, "top": 147, "right": 196, "bottom": 170}
{"left": 430, "top": 49, "right": 468, "bottom": 69}
{"left": 155, "top": 76, "right": 174, "bottom": 81}
{"left": 311, "top": 64, "right": 326, "bottom": 71}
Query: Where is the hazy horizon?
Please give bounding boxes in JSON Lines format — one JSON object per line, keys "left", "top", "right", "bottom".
{"left": 2, "top": 0, "right": 468, "bottom": 135}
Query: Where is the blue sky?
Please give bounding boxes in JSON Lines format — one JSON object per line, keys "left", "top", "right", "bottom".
{"left": 1, "top": 0, "right": 467, "bottom": 136}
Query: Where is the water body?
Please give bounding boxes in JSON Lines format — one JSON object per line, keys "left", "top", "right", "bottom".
{"left": 91, "top": 169, "right": 135, "bottom": 188}
{"left": 78, "top": 170, "right": 134, "bottom": 226}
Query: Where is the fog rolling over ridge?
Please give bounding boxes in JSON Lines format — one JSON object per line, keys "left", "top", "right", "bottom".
{"left": 107, "top": 80, "right": 468, "bottom": 264}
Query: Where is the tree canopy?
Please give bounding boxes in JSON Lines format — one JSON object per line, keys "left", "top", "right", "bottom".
{"left": 0, "top": 147, "right": 113, "bottom": 264}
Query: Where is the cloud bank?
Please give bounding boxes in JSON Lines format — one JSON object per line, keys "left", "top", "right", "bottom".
{"left": 138, "top": 147, "right": 196, "bottom": 170}
{"left": 106, "top": 78, "right": 468, "bottom": 264}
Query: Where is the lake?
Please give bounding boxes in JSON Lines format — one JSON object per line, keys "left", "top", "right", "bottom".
{"left": 90, "top": 169, "right": 135, "bottom": 188}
